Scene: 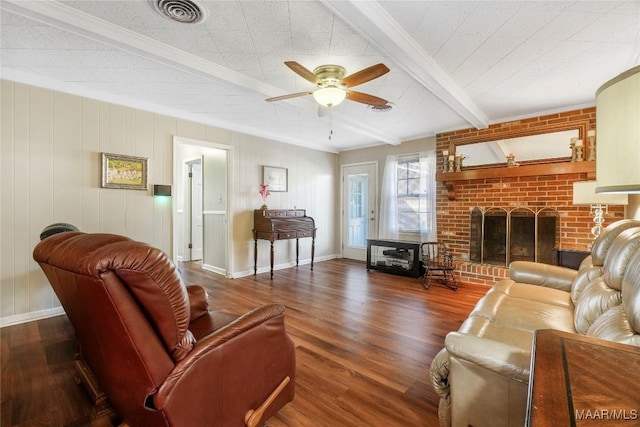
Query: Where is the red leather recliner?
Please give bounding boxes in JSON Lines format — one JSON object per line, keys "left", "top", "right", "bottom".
{"left": 33, "top": 231, "right": 295, "bottom": 427}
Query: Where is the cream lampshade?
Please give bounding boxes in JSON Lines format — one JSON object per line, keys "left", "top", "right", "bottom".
{"left": 573, "top": 180, "right": 628, "bottom": 238}
{"left": 595, "top": 65, "right": 640, "bottom": 194}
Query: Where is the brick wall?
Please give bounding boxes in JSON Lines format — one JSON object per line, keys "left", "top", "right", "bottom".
{"left": 436, "top": 108, "right": 625, "bottom": 287}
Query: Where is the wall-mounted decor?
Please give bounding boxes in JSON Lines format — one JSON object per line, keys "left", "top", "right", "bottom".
{"left": 101, "top": 152, "right": 148, "bottom": 190}
{"left": 263, "top": 166, "right": 287, "bottom": 192}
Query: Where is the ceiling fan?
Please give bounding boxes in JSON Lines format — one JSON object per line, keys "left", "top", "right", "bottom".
{"left": 266, "top": 61, "right": 390, "bottom": 108}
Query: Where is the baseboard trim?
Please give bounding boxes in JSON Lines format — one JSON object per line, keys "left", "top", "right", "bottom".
{"left": 231, "top": 254, "right": 339, "bottom": 278}
{"left": 201, "top": 263, "right": 226, "bottom": 276}
{"left": 0, "top": 307, "right": 65, "bottom": 328}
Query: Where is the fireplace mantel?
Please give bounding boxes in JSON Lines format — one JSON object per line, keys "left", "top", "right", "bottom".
{"left": 436, "top": 160, "right": 595, "bottom": 200}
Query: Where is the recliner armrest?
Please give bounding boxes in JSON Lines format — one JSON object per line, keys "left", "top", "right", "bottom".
{"left": 509, "top": 261, "right": 576, "bottom": 292}
{"left": 445, "top": 332, "right": 531, "bottom": 383}
{"left": 166, "top": 304, "right": 286, "bottom": 374}
{"left": 186, "top": 285, "right": 209, "bottom": 322}
{"left": 154, "top": 303, "right": 292, "bottom": 405}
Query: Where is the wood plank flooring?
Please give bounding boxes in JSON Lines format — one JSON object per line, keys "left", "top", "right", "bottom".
{"left": 1, "top": 259, "right": 488, "bottom": 427}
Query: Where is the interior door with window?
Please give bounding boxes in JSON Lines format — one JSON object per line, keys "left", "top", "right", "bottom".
{"left": 342, "top": 163, "right": 377, "bottom": 261}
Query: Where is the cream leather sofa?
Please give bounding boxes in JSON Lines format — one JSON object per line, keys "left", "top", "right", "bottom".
{"left": 430, "top": 219, "right": 640, "bottom": 427}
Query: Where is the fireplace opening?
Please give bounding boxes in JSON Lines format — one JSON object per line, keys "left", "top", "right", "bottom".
{"left": 470, "top": 207, "right": 559, "bottom": 266}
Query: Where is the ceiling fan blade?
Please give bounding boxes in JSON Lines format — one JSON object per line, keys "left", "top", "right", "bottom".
{"left": 284, "top": 61, "right": 320, "bottom": 85}
{"left": 265, "top": 91, "right": 313, "bottom": 102}
{"left": 342, "top": 63, "right": 390, "bottom": 88}
{"left": 346, "top": 91, "right": 389, "bottom": 107}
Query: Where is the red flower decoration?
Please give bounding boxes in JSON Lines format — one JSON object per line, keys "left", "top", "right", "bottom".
{"left": 259, "top": 184, "right": 270, "bottom": 204}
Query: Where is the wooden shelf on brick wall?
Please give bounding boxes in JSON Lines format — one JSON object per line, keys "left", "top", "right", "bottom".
{"left": 436, "top": 161, "right": 595, "bottom": 200}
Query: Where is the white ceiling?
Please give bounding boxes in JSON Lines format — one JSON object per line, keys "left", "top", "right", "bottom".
{"left": 2, "top": 0, "right": 639, "bottom": 153}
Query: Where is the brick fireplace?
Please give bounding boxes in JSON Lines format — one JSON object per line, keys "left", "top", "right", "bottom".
{"left": 436, "top": 108, "right": 625, "bottom": 287}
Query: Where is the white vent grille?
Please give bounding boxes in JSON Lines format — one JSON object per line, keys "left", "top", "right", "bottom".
{"left": 151, "top": 0, "right": 207, "bottom": 24}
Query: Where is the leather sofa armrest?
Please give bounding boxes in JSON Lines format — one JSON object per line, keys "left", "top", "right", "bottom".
{"left": 445, "top": 332, "right": 531, "bottom": 384}
{"left": 509, "top": 261, "right": 577, "bottom": 292}
{"left": 430, "top": 348, "right": 450, "bottom": 399}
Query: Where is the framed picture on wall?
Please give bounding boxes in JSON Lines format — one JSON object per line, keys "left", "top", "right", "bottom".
{"left": 101, "top": 152, "right": 148, "bottom": 190}
{"left": 263, "top": 166, "right": 288, "bottom": 192}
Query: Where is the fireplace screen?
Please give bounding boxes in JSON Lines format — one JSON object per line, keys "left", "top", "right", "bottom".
{"left": 470, "top": 207, "right": 559, "bottom": 266}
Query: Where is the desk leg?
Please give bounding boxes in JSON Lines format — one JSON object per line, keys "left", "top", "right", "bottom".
{"left": 270, "top": 241, "right": 275, "bottom": 279}
{"left": 296, "top": 238, "right": 300, "bottom": 266}
{"left": 253, "top": 239, "right": 257, "bottom": 275}
{"left": 311, "top": 237, "right": 315, "bottom": 270}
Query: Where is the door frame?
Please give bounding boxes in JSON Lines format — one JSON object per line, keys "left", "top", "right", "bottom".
{"left": 340, "top": 161, "right": 378, "bottom": 260}
{"left": 173, "top": 136, "right": 234, "bottom": 276}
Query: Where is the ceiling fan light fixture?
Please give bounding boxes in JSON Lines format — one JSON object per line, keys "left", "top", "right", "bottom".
{"left": 313, "top": 87, "right": 347, "bottom": 107}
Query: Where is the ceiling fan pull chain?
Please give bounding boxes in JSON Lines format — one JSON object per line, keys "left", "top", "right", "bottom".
{"left": 328, "top": 109, "right": 334, "bottom": 140}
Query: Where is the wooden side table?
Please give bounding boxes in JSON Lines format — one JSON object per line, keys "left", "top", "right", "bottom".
{"left": 526, "top": 329, "right": 640, "bottom": 426}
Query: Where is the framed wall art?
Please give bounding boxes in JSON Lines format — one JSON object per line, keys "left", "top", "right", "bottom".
{"left": 101, "top": 152, "right": 148, "bottom": 190}
{"left": 263, "top": 166, "right": 288, "bottom": 192}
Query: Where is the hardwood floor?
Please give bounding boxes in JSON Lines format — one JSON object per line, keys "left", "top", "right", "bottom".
{"left": 1, "top": 259, "right": 488, "bottom": 427}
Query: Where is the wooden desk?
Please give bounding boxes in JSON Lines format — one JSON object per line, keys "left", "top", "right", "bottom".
{"left": 526, "top": 329, "right": 640, "bottom": 426}
{"left": 253, "top": 209, "right": 316, "bottom": 279}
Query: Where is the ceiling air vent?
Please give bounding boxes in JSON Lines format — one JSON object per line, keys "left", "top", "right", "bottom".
{"left": 151, "top": 0, "right": 207, "bottom": 24}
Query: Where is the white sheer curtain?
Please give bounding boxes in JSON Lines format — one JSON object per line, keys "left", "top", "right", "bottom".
{"left": 379, "top": 150, "right": 437, "bottom": 242}
{"left": 379, "top": 155, "right": 399, "bottom": 240}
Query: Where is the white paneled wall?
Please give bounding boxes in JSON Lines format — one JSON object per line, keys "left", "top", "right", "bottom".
{"left": 203, "top": 212, "right": 227, "bottom": 274}
{"left": 0, "top": 80, "right": 340, "bottom": 326}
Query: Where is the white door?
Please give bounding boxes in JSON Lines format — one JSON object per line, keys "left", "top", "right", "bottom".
{"left": 186, "top": 159, "right": 203, "bottom": 261}
{"left": 342, "top": 163, "right": 377, "bottom": 261}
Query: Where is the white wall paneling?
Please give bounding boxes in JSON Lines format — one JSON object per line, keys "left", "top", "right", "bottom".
{"left": 202, "top": 211, "right": 227, "bottom": 275}
{"left": 1, "top": 80, "right": 340, "bottom": 325}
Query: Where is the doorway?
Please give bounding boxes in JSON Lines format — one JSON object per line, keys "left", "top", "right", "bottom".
{"left": 173, "top": 137, "right": 232, "bottom": 276}
{"left": 342, "top": 162, "right": 378, "bottom": 261}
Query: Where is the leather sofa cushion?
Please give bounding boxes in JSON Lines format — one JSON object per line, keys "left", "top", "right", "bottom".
{"left": 490, "top": 280, "right": 574, "bottom": 309}
{"left": 587, "top": 305, "right": 640, "bottom": 346}
{"left": 622, "top": 248, "right": 640, "bottom": 336}
{"left": 469, "top": 281, "right": 575, "bottom": 333}
{"left": 591, "top": 219, "right": 640, "bottom": 266}
{"left": 574, "top": 277, "right": 622, "bottom": 334}
{"left": 604, "top": 228, "right": 640, "bottom": 290}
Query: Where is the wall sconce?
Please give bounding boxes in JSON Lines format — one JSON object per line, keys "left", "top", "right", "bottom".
{"left": 595, "top": 65, "right": 640, "bottom": 194}
{"left": 573, "top": 180, "right": 628, "bottom": 238}
{"left": 153, "top": 184, "right": 172, "bottom": 197}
